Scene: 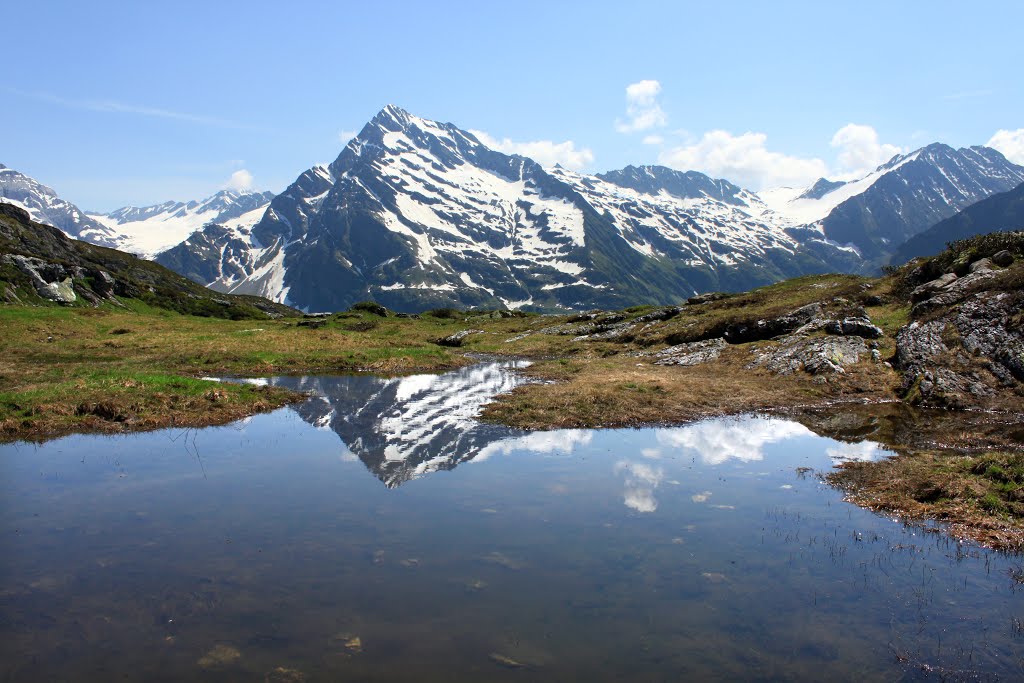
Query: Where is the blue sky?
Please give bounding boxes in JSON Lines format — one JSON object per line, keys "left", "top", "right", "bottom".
{"left": 4, "top": 0, "right": 1023, "bottom": 210}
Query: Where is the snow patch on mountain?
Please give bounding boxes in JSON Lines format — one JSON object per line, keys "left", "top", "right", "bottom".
{"left": 760, "top": 150, "right": 923, "bottom": 224}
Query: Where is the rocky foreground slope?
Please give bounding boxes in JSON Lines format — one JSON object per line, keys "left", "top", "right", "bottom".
{"left": 0, "top": 203, "right": 297, "bottom": 319}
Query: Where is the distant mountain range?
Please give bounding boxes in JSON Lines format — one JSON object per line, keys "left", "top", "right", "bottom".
{"left": 4, "top": 105, "right": 1024, "bottom": 312}
{"left": 0, "top": 164, "right": 273, "bottom": 257}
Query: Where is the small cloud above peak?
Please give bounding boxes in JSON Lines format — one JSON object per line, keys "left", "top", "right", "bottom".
{"left": 225, "top": 169, "right": 254, "bottom": 192}
{"left": 987, "top": 128, "right": 1024, "bottom": 164}
{"left": 830, "top": 124, "right": 904, "bottom": 178}
{"left": 338, "top": 129, "right": 358, "bottom": 144}
{"left": 616, "top": 80, "right": 667, "bottom": 134}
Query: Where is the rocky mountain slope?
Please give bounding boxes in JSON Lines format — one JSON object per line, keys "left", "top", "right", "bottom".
{"left": 0, "top": 164, "right": 117, "bottom": 246}
{"left": 0, "top": 203, "right": 296, "bottom": 319}
{"left": 890, "top": 181, "right": 1024, "bottom": 265}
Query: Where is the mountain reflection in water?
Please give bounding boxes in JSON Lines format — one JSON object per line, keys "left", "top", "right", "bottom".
{"left": 259, "top": 363, "right": 887, "bottom": 493}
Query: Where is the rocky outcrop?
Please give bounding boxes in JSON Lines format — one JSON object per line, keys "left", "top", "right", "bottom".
{"left": 0, "top": 202, "right": 298, "bottom": 319}
{"left": 824, "top": 316, "right": 883, "bottom": 339}
{"left": 894, "top": 246, "right": 1023, "bottom": 407}
{"left": 723, "top": 303, "right": 823, "bottom": 344}
{"left": 654, "top": 338, "right": 726, "bottom": 366}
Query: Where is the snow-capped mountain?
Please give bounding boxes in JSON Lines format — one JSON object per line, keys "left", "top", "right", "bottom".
{"left": 0, "top": 163, "right": 274, "bottom": 257}
{"left": 165, "top": 105, "right": 854, "bottom": 312}
{"left": 87, "top": 189, "right": 274, "bottom": 257}
{"left": 0, "top": 164, "right": 118, "bottom": 246}
{"left": 156, "top": 105, "right": 1024, "bottom": 312}
{"left": 761, "top": 144, "right": 1024, "bottom": 262}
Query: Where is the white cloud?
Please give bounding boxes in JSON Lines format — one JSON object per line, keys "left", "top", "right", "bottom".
{"left": 825, "top": 440, "right": 888, "bottom": 463}
{"left": 225, "top": 169, "right": 254, "bottom": 191}
{"left": 830, "top": 124, "right": 904, "bottom": 177}
{"left": 656, "top": 416, "right": 812, "bottom": 465}
{"left": 474, "top": 429, "right": 593, "bottom": 462}
{"left": 338, "top": 129, "right": 358, "bottom": 144}
{"left": 642, "top": 134, "right": 664, "bottom": 145}
{"left": 615, "top": 79, "right": 667, "bottom": 134}
{"left": 615, "top": 461, "right": 664, "bottom": 513}
{"left": 470, "top": 130, "right": 594, "bottom": 170}
{"left": 987, "top": 128, "right": 1024, "bottom": 164}
{"left": 658, "top": 130, "right": 829, "bottom": 190}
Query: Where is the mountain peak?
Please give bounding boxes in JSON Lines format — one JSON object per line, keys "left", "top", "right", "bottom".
{"left": 373, "top": 103, "right": 414, "bottom": 126}
{"left": 597, "top": 164, "right": 745, "bottom": 205}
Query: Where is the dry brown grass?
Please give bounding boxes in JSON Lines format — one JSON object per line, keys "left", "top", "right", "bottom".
{"left": 482, "top": 345, "right": 901, "bottom": 429}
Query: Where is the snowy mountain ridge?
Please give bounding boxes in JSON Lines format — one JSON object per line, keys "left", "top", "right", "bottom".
{"left": 5, "top": 104, "right": 1024, "bottom": 312}
{"left": 173, "top": 104, "right": 861, "bottom": 312}
{"left": 85, "top": 189, "right": 274, "bottom": 257}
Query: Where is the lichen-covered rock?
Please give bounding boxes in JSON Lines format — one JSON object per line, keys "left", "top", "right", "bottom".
{"left": 654, "top": 338, "right": 726, "bottom": 366}
{"left": 894, "top": 320, "right": 948, "bottom": 373}
{"left": 573, "top": 321, "right": 636, "bottom": 342}
{"left": 748, "top": 335, "right": 867, "bottom": 375}
{"left": 436, "top": 329, "right": 484, "bottom": 347}
{"left": 895, "top": 289, "right": 1024, "bottom": 406}
{"left": 2, "top": 254, "right": 81, "bottom": 303}
{"left": 955, "top": 292, "right": 1024, "bottom": 381}
{"left": 969, "top": 257, "right": 994, "bottom": 273}
{"left": 910, "top": 272, "right": 958, "bottom": 303}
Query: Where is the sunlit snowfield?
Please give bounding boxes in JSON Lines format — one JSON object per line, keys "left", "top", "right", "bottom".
{"left": 2, "top": 363, "right": 1022, "bottom": 681}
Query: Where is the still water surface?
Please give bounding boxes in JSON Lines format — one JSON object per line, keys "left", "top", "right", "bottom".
{"left": 2, "top": 362, "right": 1023, "bottom": 681}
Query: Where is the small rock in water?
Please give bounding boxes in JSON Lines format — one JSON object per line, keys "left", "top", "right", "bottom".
{"left": 481, "top": 552, "right": 524, "bottom": 570}
{"left": 400, "top": 558, "right": 419, "bottom": 568}
{"left": 465, "top": 579, "right": 488, "bottom": 591}
{"left": 372, "top": 550, "right": 385, "bottom": 564}
{"left": 701, "top": 572, "right": 727, "bottom": 583}
{"left": 197, "top": 644, "right": 241, "bottom": 669}
{"left": 265, "top": 666, "right": 306, "bottom": 683}
{"left": 330, "top": 632, "right": 363, "bottom": 655}
{"left": 489, "top": 652, "right": 525, "bottom": 668}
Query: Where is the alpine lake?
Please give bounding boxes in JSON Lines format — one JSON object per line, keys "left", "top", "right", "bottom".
{"left": 2, "top": 362, "right": 1022, "bottom": 681}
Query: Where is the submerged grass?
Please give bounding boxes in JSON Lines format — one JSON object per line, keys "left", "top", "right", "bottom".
{"left": 828, "top": 451, "right": 1024, "bottom": 550}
